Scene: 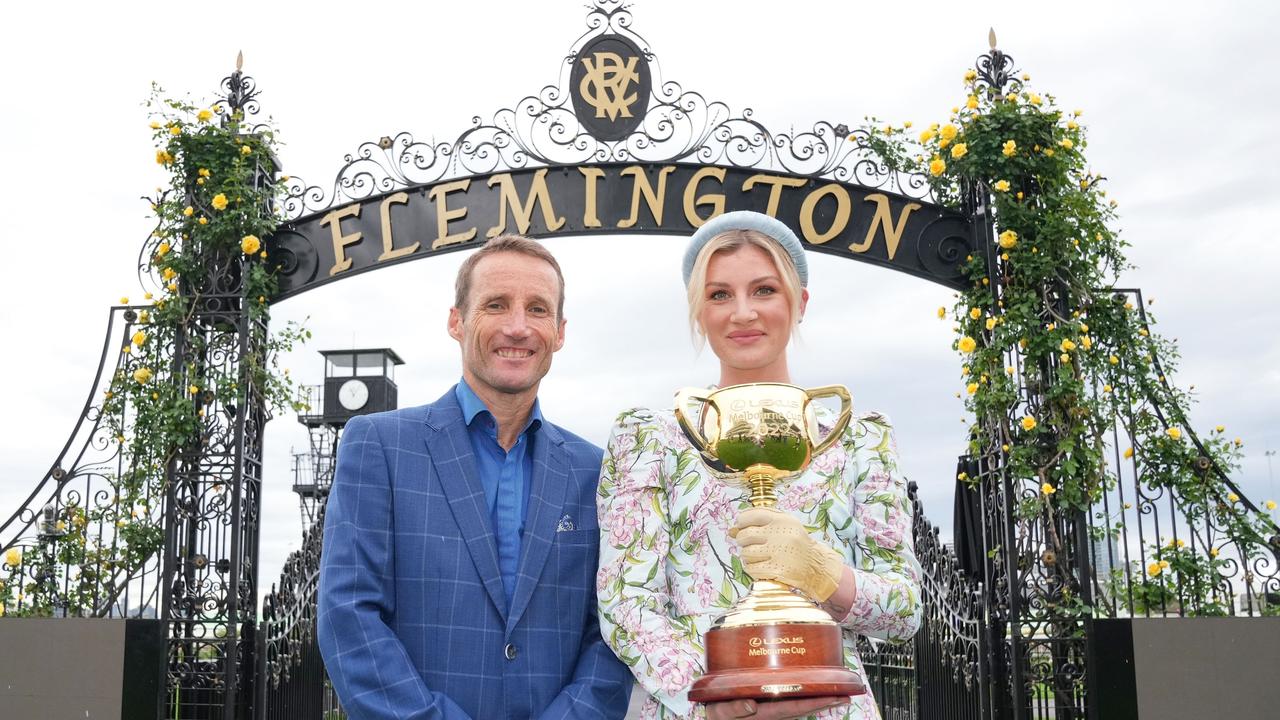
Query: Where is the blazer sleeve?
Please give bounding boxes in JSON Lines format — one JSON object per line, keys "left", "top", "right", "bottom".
{"left": 596, "top": 410, "right": 707, "bottom": 719}
{"left": 840, "top": 414, "right": 923, "bottom": 642}
{"left": 317, "top": 414, "right": 474, "bottom": 720}
{"left": 537, "top": 443, "right": 635, "bottom": 720}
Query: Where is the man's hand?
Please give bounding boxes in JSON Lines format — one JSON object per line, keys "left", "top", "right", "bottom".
{"left": 705, "top": 697, "right": 850, "bottom": 720}
{"left": 729, "top": 507, "right": 845, "bottom": 602}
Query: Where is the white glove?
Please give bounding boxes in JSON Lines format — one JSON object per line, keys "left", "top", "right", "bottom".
{"left": 728, "top": 507, "right": 844, "bottom": 602}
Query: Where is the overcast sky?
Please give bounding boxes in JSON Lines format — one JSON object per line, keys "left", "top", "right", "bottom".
{"left": 1, "top": 0, "right": 1277, "bottom": 599}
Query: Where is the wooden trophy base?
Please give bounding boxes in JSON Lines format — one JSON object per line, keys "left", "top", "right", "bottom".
{"left": 688, "top": 622, "right": 866, "bottom": 703}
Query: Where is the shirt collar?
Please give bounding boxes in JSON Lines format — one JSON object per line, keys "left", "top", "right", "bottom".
{"left": 455, "top": 379, "right": 544, "bottom": 434}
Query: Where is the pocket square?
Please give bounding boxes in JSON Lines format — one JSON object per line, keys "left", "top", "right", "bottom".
{"left": 556, "top": 514, "right": 576, "bottom": 532}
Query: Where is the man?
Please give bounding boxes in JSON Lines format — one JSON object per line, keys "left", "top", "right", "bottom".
{"left": 318, "top": 235, "right": 632, "bottom": 719}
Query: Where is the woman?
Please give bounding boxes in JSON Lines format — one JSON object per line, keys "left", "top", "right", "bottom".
{"left": 596, "top": 211, "right": 922, "bottom": 720}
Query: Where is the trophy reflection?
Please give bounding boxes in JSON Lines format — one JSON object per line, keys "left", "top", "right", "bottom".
{"left": 674, "top": 383, "right": 866, "bottom": 703}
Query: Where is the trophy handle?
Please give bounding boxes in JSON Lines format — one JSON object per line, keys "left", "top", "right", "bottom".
{"left": 673, "top": 387, "right": 716, "bottom": 454}
{"left": 804, "top": 385, "right": 853, "bottom": 456}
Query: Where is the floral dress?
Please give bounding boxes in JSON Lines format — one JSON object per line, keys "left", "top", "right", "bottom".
{"left": 596, "top": 403, "right": 922, "bottom": 720}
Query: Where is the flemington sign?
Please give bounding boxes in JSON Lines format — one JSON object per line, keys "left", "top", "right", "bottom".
{"left": 272, "top": 163, "right": 969, "bottom": 298}
{"left": 267, "top": 19, "right": 974, "bottom": 300}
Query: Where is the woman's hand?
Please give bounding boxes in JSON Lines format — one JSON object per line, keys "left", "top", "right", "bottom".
{"left": 729, "top": 507, "right": 845, "bottom": 602}
{"left": 705, "top": 697, "right": 850, "bottom": 720}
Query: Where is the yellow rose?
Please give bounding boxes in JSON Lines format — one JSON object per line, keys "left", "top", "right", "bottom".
{"left": 5, "top": 547, "right": 20, "bottom": 567}
{"left": 162, "top": 267, "right": 177, "bottom": 281}
{"left": 1067, "top": 120, "right": 1079, "bottom": 130}
{"left": 139, "top": 310, "right": 150, "bottom": 323}
{"left": 1028, "top": 93, "right": 1043, "bottom": 106}
{"left": 937, "top": 306, "right": 946, "bottom": 319}
{"left": 985, "top": 317, "right": 997, "bottom": 331}
{"left": 1266, "top": 500, "right": 1277, "bottom": 511}
{"left": 1109, "top": 355, "right": 1119, "bottom": 365}
{"left": 958, "top": 336, "right": 977, "bottom": 353}
{"left": 966, "top": 382, "right": 978, "bottom": 395}
{"left": 1041, "top": 482, "right": 1056, "bottom": 496}
{"left": 964, "top": 69, "right": 977, "bottom": 82}
{"left": 1020, "top": 416, "right": 1037, "bottom": 431}
{"left": 1060, "top": 339, "right": 1077, "bottom": 352}
{"left": 169, "top": 125, "right": 181, "bottom": 136}
{"left": 903, "top": 121, "right": 913, "bottom": 129}
{"left": 1002, "top": 140, "right": 1016, "bottom": 157}
{"left": 241, "top": 235, "right": 262, "bottom": 255}
{"left": 240, "top": 145, "right": 252, "bottom": 156}
{"left": 1147, "top": 563, "right": 1162, "bottom": 577}
{"left": 951, "top": 143, "right": 968, "bottom": 159}
{"left": 1005, "top": 366, "right": 1015, "bottom": 375}
{"left": 198, "top": 168, "right": 211, "bottom": 178}
{"left": 156, "top": 242, "right": 170, "bottom": 257}
{"left": 133, "top": 367, "right": 153, "bottom": 384}
{"left": 929, "top": 157, "right": 946, "bottom": 176}
{"left": 197, "top": 109, "right": 213, "bottom": 122}
{"left": 132, "top": 331, "right": 146, "bottom": 347}
{"left": 1059, "top": 138, "right": 1074, "bottom": 149}
{"left": 183, "top": 206, "right": 194, "bottom": 217}
{"left": 149, "top": 121, "right": 161, "bottom": 130}
{"left": 1209, "top": 548, "right": 1219, "bottom": 558}
{"left": 994, "top": 180, "right": 1010, "bottom": 192}
{"left": 1059, "top": 353, "right": 1070, "bottom": 363}
{"left": 1228, "top": 492, "right": 1240, "bottom": 503}
{"left": 1166, "top": 427, "right": 1182, "bottom": 440}
{"left": 1080, "top": 336, "right": 1092, "bottom": 350}
{"left": 919, "top": 129, "right": 937, "bottom": 143}
{"left": 189, "top": 385, "right": 200, "bottom": 395}
{"left": 211, "top": 193, "right": 229, "bottom": 211}
{"left": 998, "top": 230, "right": 1018, "bottom": 249}
{"left": 969, "top": 307, "right": 981, "bottom": 320}
{"left": 1214, "top": 425, "right": 1224, "bottom": 433}
{"left": 198, "top": 217, "right": 208, "bottom": 225}
{"left": 1123, "top": 447, "right": 1134, "bottom": 459}
{"left": 1103, "top": 384, "right": 1112, "bottom": 393}
{"left": 939, "top": 124, "right": 958, "bottom": 142}
{"left": 155, "top": 150, "right": 174, "bottom": 165}
{"left": 966, "top": 95, "right": 979, "bottom": 110}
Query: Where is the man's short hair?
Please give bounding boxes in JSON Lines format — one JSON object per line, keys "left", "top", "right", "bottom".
{"left": 454, "top": 235, "right": 566, "bottom": 320}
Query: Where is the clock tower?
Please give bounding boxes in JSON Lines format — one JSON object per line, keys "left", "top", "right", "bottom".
{"left": 292, "top": 348, "right": 404, "bottom": 529}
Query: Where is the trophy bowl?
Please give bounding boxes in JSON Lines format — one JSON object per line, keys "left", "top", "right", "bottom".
{"left": 674, "top": 382, "right": 866, "bottom": 703}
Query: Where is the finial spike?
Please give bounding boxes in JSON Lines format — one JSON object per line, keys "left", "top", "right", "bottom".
{"left": 236, "top": 51, "right": 244, "bottom": 72}
{"left": 988, "top": 28, "right": 997, "bottom": 50}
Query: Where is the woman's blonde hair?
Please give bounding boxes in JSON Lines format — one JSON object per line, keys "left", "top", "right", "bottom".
{"left": 686, "top": 229, "right": 804, "bottom": 348}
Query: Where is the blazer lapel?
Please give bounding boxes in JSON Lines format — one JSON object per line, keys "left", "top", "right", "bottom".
{"left": 423, "top": 392, "right": 508, "bottom": 620}
{"left": 506, "top": 423, "right": 570, "bottom": 630}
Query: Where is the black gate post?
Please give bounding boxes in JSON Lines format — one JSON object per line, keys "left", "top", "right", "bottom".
{"left": 157, "top": 62, "right": 275, "bottom": 720}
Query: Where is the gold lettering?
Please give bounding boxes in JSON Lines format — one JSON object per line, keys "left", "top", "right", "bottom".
{"left": 742, "top": 174, "right": 807, "bottom": 216}
{"left": 321, "top": 204, "right": 362, "bottom": 276}
{"left": 428, "top": 179, "right": 476, "bottom": 250}
{"left": 486, "top": 169, "right": 566, "bottom": 238}
{"left": 376, "top": 192, "right": 418, "bottom": 261}
{"left": 799, "top": 184, "right": 852, "bottom": 245}
{"left": 618, "top": 165, "right": 676, "bottom": 228}
{"left": 578, "top": 167, "right": 606, "bottom": 228}
{"left": 682, "top": 166, "right": 726, "bottom": 227}
{"left": 851, "top": 193, "right": 922, "bottom": 260}
{"left": 579, "top": 53, "right": 640, "bottom": 120}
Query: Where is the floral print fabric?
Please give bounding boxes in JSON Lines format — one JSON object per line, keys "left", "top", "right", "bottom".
{"left": 597, "top": 404, "right": 922, "bottom": 719}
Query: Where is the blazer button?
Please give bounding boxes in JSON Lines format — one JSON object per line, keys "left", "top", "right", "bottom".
{"left": 504, "top": 643, "right": 517, "bottom": 661}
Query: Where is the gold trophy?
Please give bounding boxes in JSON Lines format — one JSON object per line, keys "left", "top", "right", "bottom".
{"left": 674, "top": 382, "right": 865, "bottom": 703}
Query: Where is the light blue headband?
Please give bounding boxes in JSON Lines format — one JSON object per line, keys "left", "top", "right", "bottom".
{"left": 682, "top": 211, "right": 808, "bottom": 287}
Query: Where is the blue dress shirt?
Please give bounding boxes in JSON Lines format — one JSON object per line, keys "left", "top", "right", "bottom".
{"left": 454, "top": 380, "right": 542, "bottom": 610}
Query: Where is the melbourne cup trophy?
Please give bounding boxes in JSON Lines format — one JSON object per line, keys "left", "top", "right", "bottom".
{"left": 674, "top": 382, "right": 866, "bottom": 703}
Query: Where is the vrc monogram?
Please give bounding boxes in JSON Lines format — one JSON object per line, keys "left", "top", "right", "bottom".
{"left": 579, "top": 52, "right": 640, "bottom": 120}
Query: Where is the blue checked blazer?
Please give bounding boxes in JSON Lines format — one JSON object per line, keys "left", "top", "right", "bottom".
{"left": 318, "top": 387, "right": 631, "bottom": 719}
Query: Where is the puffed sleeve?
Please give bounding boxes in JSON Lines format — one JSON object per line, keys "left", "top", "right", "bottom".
{"left": 841, "top": 413, "right": 923, "bottom": 642}
{"left": 596, "top": 409, "right": 706, "bottom": 719}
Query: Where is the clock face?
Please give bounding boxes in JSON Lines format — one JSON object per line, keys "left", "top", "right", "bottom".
{"left": 338, "top": 379, "right": 369, "bottom": 411}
